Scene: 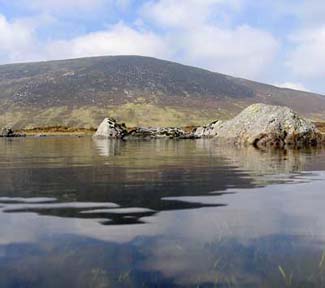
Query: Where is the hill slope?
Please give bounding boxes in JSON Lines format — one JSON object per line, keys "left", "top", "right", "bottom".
{"left": 0, "top": 55, "right": 324, "bottom": 128}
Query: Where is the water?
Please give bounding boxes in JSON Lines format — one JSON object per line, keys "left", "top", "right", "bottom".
{"left": 1, "top": 137, "right": 325, "bottom": 287}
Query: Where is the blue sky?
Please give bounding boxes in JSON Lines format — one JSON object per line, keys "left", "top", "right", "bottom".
{"left": 0, "top": 0, "right": 325, "bottom": 94}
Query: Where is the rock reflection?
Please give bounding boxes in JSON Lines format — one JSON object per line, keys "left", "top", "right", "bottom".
{"left": 1, "top": 139, "right": 254, "bottom": 225}
{"left": 93, "top": 138, "right": 122, "bottom": 157}
{"left": 196, "top": 139, "right": 325, "bottom": 180}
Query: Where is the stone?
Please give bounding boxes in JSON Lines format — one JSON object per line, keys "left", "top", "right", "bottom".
{"left": 210, "top": 103, "right": 323, "bottom": 148}
{"left": 1, "top": 128, "right": 14, "bottom": 137}
{"left": 193, "top": 120, "right": 224, "bottom": 138}
{"left": 1, "top": 128, "right": 25, "bottom": 137}
{"left": 93, "top": 118, "right": 127, "bottom": 139}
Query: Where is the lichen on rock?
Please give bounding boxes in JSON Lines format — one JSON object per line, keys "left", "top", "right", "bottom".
{"left": 93, "top": 118, "right": 127, "bottom": 139}
{"left": 200, "top": 103, "right": 323, "bottom": 148}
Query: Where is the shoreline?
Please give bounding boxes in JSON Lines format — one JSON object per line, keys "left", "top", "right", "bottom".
{"left": 11, "top": 122, "right": 325, "bottom": 136}
{"left": 14, "top": 125, "right": 197, "bottom": 137}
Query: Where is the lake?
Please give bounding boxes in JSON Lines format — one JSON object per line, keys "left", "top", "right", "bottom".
{"left": 1, "top": 137, "right": 325, "bottom": 287}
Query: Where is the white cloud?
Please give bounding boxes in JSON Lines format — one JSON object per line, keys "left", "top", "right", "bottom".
{"left": 178, "top": 24, "right": 279, "bottom": 78}
{"left": 141, "top": 0, "right": 278, "bottom": 78}
{"left": 275, "top": 82, "right": 309, "bottom": 92}
{"left": 45, "top": 23, "right": 171, "bottom": 60}
{"left": 142, "top": 0, "right": 242, "bottom": 28}
{"left": 0, "top": 15, "right": 40, "bottom": 63}
{"left": 286, "top": 26, "right": 325, "bottom": 78}
{"left": 142, "top": 0, "right": 214, "bottom": 28}
{"left": 0, "top": 15, "right": 170, "bottom": 65}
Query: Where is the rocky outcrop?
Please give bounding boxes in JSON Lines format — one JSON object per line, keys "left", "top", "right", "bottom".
{"left": 200, "top": 103, "right": 322, "bottom": 148}
{"left": 193, "top": 120, "right": 224, "bottom": 138}
{"left": 93, "top": 118, "right": 127, "bottom": 139}
{"left": 1, "top": 128, "right": 25, "bottom": 138}
{"left": 94, "top": 104, "right": 323, "bottom": 148}
{"left": 94, "top": 118, "right": 198, "bottom": 140}
{"left": 125, "top": 127, "right": 191, "bottom": 139}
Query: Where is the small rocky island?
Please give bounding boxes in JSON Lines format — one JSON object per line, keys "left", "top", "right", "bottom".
{"left": 94, "top": 103, "right": 323, "bottom": 149}
{"left": 94, "top": 118, "right": 196, "bottom": 140}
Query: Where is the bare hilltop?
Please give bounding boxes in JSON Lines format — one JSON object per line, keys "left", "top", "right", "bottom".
{"left": 1, "top": 55, "right": 325, "bottom": 129}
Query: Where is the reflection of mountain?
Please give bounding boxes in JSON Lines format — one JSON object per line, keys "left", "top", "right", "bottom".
{"left": 1, "top": 138, "right": 324, "bottom": 225}
{"left": 0, "top": 138, "right": 257, "bottom": 225}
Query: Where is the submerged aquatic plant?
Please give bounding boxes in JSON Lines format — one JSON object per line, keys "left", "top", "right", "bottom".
{"left": 278, "top": 265, "right": 293, "bottom": 287}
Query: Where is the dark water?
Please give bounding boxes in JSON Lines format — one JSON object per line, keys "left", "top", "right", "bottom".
{"left": 1, "top": 137, "right": 325, "bottom": 287}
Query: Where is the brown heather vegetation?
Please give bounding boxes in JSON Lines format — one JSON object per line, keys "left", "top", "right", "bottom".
{"left": 17, "top": 126, "right": 96, "bottom": 136}
{"left": 314, "top": 122, "right": 325, "bottom": 133}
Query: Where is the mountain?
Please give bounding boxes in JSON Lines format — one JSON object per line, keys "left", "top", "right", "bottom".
{"left": 0, "top": 55, "right": 325, "bottom": 129}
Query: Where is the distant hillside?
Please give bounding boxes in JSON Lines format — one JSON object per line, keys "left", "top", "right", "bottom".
{"left": 0, "top": 55, "right": 324, "bottom": 128}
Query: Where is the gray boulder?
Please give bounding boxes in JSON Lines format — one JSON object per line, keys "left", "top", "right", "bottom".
{"left": 1, "top": 128, "right": 14, "bottom": 137}
{"left": 93, "top": 118, "right": 127, "bottom": 139}
{"left": 210, "top": 103, "right": 322, "bottom": 148}
{"left": 193, "top": 120, "right": 224, "bottom": 138}
{"left": 1, "top": 128, "right": 25, "bottom": 137}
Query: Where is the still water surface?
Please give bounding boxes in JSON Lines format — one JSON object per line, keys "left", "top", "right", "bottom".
{"left": 1, "top": 137, "right": 325, "bottom": 287}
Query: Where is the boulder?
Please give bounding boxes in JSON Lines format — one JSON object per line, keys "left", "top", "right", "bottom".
{"left": 1, "top": 128, "right": 25, "bottom": 137}
{"left": 193, "top": 120, "right": 224, "bottom": 138}
{"left": 93, "top": 118, "right": 127, "bottom": 139}
{"left": 1, "top": 128, "right": 14, "bottom": 137}
{"left": 209, "top": 103, "right": 323, "bottom": 148}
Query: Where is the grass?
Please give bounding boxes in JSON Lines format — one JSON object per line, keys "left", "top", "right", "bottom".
{"left": 0, "top": 103, "right": 222, "bottom": 130}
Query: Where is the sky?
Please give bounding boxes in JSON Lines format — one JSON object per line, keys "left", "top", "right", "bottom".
{"left": 0, "top": 0, "right": 325, "bottom": 94}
